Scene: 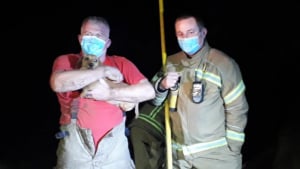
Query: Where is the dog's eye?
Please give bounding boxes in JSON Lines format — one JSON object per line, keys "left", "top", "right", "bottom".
{"left": 93, "top": 59, "right": 98, "bottom": 62}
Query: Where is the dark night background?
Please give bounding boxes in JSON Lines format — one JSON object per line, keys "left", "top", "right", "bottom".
{"left": 1, "top": 1, "right": 299, "bottom": 169}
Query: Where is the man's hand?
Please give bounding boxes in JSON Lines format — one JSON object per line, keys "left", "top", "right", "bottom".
{"left": 81, "top": 79, "right": 112, "bottom": 101}
{"left": 160, "top": 72, "right": 180, "bottom": 90}
{"left": 102, "top": 66, "right": 123, "bottom": 83}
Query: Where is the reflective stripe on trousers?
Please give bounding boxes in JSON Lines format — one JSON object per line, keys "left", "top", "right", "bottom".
{"left": 172, "top": 137, "right": 228, "bottom": 157}
{"left": 171, "top": 138, "right": 242, "bottom": 169}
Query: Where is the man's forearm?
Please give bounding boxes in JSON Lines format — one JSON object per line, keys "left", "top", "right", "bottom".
{"left": 50, "top": 68, "right": 105, "bottom": 93}
{"left": 110, "top": 79, "right": 155, "bottom": 103}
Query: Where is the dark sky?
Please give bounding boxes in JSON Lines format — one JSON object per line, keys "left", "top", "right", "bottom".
{"left": 2, "top": 1, "right": 300, "bottom": 168}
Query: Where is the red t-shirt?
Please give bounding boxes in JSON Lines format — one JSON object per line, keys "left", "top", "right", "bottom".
{"left": 51, "top": 53, "right": 145, "bottom": 145}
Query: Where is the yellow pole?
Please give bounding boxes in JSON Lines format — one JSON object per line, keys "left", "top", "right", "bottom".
{"left": 159, "top": 0, "right": 167, "bottom": 69}
{"left": 158, "top": 0, "right": 172, "bottom": 168}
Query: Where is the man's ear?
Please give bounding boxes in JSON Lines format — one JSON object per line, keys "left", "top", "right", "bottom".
{"left": 106, "top": 38, "right": 111, "bottom": 48}
{"left": 78, "top": 34, "right": 82, "bottom": 44}
{"left": 201, "top": 28, "right": 207, "bottom": 37}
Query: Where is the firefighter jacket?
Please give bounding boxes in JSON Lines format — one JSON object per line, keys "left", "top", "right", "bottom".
{"left": 152, "top": 41, "right": 249, "bottom": 159}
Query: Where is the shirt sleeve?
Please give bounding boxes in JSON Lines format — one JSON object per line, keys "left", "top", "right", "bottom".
{"left": 52, "top": 54, "right": 80, "bottom": 72}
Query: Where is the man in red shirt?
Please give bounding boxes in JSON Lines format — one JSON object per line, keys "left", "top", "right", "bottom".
{"left": 50, "top": 16, "right": 155, "bottom": 169}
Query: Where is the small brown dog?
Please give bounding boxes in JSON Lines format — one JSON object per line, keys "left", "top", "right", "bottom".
{"left": 80, "top": 54, "right": 139, "bottom": 117}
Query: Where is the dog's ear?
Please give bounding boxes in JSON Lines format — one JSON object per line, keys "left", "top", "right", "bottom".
{"left": 76, "top": 55, "right": 85, "bottom": 69}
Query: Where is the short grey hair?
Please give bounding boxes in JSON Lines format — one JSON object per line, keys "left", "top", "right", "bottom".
{"left": 80, "top": 16, "right": 110, "bottom": 34}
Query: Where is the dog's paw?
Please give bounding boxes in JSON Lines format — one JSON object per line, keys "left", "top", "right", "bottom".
{"left": 119, "top": 102, "right": 135, "bottom": 112}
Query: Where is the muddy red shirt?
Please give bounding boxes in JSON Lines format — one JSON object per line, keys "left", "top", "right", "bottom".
{"left": 52, "top": 53, "right": 145, "bottom": 144}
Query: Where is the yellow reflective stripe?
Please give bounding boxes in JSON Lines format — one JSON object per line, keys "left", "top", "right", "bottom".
{"left": 224, "top": 80, "right": 245, "bottom": 104}
{"left": 203, "top": 72, "right": 221, "bottom": 87}
{"left": 137, "top": 101, "right": 165, "bottom": 136}
{"left": 138, "top": 114, "right": 164, "bottom": 136}
{"left": 195, "top": 69, "right": 221, "bottom": 87}
{"left": 226, "top": 129, "right": 245, "bottom": 142}
{"left": 149, "top": 103, "right": 164, "bottom": 118}
{"left": 172, "top": 138, "right": 227, "bottom": 155}
{"left": 172, "top": 141, "right": 182, "bottom": 151}
{"left": 152, "top": 96, "right": 166, "bottom": 106}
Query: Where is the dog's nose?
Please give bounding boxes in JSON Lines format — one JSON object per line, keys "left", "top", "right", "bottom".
{"left": 88, "top": 63, "right": 94, "bottom": 68}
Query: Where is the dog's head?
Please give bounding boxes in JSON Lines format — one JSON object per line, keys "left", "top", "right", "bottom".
{"left": 81, "top": 54, "right": 100, "bottom": 69}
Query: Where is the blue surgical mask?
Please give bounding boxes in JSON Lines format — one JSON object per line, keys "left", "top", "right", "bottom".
{"left": 80, "top": 36, "right": 106, "bottom": 57}
{"left": 178, "top": 36, "right": 201, "bottom": 55}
